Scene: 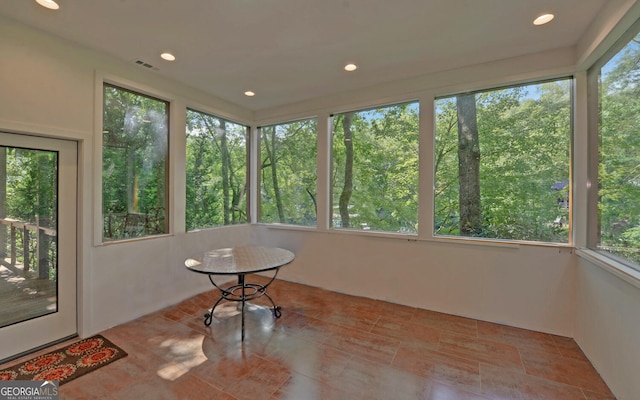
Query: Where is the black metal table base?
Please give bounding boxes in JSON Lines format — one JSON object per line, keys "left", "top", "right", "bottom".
{"left": 203, "top": 269, "right": 281, "bottom": 341}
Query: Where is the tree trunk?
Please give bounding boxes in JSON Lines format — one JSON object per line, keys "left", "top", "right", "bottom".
{"left": 456, "top": 94, "right": 482, "bottom": 236}
{"left": 339, "top": 113, "right": 354, "bottom": 228}
{"left": 192, "top": 135, "right": 206, "bottom": 226}
{"left": 126, "top": 149, "right": 137, "bottom": 213}
{"left": 228, "top": 156, "right": 243, "bottom": 224}
{"left": 262, "top": 127, "right": 285, "bottom": 223}
{"left": 220, "top": 121, "right": 231, "bottom": 225}
{"left": 233, "top": 183, "right": 246, "bottom": 223}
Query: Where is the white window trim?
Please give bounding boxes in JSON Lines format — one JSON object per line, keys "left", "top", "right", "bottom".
{"left": 576, "top": 248, "right": 640, "bottom": 289}
{"left": 94, "top": 72, "right": 176, "bottom": 246}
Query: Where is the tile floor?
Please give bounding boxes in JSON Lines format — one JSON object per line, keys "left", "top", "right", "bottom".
{"left": 4, "top": 278, "right": 616, "bottom": 399}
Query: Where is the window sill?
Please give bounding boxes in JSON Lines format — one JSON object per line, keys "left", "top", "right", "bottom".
{"left": 429, "top": 235, "right": 530, "bottom": 249}
{"left": 258, "top": 223, "right": 575, "bottom": 250}
{"left": 258, "top": 223, "right": 419, "bottom": 241}
{"left": 256, "top": 223, "right": 318, "bottom": 232}
{"left": 186, "top": 223, "right": 249, "bottom": 234}
{"left": 576, "top": 248, "right": 640, "bottom": 289}
{"left": 99, "top": 233, "right": 173, "bottom": 246}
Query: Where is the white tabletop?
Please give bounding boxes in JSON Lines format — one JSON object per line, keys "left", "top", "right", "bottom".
{"left": 185, "top": 246, "right": 294, "bottom": 275}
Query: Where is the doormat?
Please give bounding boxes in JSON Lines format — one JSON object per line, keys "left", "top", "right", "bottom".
{"left": 0, "top": 335, "right": 127, "bottom": 385}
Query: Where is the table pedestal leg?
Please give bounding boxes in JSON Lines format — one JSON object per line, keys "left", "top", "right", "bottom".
{"left": 203, "top": 270, "right": 282, "bottom": 341}
{"left": 239, "top": 274, "right": 246, "bottom": 341}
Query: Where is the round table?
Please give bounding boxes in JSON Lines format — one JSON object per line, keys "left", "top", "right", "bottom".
{"left": 185, "top": 246, "right": 295, "bottom": 340}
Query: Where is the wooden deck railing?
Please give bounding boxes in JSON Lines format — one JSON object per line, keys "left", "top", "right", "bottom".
{"left": 104, "top": 209, "right": 165, "bottom": 241}
{"left": 0, "top": 217, "right": 56, "bottom": 280}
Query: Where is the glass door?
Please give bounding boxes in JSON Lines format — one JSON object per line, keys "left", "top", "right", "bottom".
{"left": 0, "top": 132, "right": 77, "bottom": 361}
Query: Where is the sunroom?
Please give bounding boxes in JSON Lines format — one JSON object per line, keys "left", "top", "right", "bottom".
{"left": 0, "top": 1, "right": 639, "bottom": 399}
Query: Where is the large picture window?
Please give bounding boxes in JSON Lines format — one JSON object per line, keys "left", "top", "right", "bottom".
{"left": 185, "top": 109, "right": 248, "bottom": 230}
{"left": 434, "top": 79, "right": 572, "bottom": 243}
{"left": 331, "top": 102, "right": 419, "bottom": 233}
{"left": 595, "top": 27, "right": 640, "bottom": 268}
{"left": 102, "top": 84, "right": 169, "bottom": 241}
{"left": 259, "top": 119, "right": 317, "bottom": 226}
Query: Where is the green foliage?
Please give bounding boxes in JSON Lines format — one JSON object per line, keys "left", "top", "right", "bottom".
{"left": 185, "top": 110, "right": 248, "bottom": 230}
{"left": 435, "top": 80, "right": 571, "bottom": 242}
{"left": 332, "top": 103, "right": 419, "bottom": 233}
{"left": 1, "top": 147, "right": 58, "bottom": 274}
{"left": 598, "top": 33, "right": 640, "bottom": 265}
{"left": 260, "top": 119, "right": 318, "bottom": 225}
{"left": 5, "top": 148, "right": 57, "bottom": 226}
{"left": 102, "top": 85, "right": 168, "bottom": 240}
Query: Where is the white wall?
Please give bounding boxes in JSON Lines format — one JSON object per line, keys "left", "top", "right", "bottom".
{"left": 87, "top": 226, "right": 251, "bottom": 333}
{"left": 575, "top": 257, "right": 640, "bottom": 400}
{"left": 252, "top": 227, "right": 577, "bottom": 336}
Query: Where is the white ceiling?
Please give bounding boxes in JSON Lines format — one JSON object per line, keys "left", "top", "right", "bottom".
{"left": 1, "top": 0, "right": 608, "bottom": 111}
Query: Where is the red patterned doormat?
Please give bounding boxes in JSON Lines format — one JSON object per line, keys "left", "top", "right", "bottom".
{"left": 0, "top": 335, "right": 127, "bottom": 385}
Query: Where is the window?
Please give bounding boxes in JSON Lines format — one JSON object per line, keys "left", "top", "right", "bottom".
{"left": 102, "top": 84, "right": 168, "bottom": 241}
{"left": 434, "top": 79, "right": 572, "bottom": 243}
{"left": 595, "top": 26, "right": 640, "bottom": 268}
{"left": 259, "top": 119, "right": 317, "bottom": 226}
{"left": 331, "top": 102, "right": 419, "bottom": 233}
{"left": 185, "top": 109, "right": 248, "bottom": 230}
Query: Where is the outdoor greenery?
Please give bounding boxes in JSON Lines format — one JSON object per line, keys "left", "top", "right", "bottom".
{"left": 260, "top": 119, "right": 318, "bottom": 226}
{"left": 3, "top": 148, "right": 57, "bottom": 226}
{"left": 186, "top": 110, "right": 248, "bottom": 230}
{"left": 435, "top": 79, "right": 572, "bottom": 242}
{"left": 598, "top": 32, "right": 640, "bottom": 265}
{"left": 0, "top": 147, "right": 57, "bottom": 277}
{"left": 332, "top": 103, "right": 419, "bottom": 233}
{"left": 102, "top": 84, "right": 168, "bottom": 241}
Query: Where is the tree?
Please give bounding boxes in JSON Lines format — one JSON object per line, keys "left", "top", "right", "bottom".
{"left": 435, "top": 80, "right": 571, "bottom": 242}
{"left": 597, "top": 33, "right": 640, "bottom": 263}
{"left": 102, "top": 85, "right": 168, "bottom": 239}
{"left": 332, "top": 103, "right": 419, "bottom": 233}
{"left": 456, "top": 94, "right": 482, "bottom": 236}
{"left": 185, "top": 110, "right": 247, "bottom": 230}
{"left": 220, "top": 120, "right": 230, "bottom": 224}
{"left": 339, "top": 112, "right": 354, "bottom": 228}
{"left": 261, "top": 126, "right": 285, "bottom": 223}
{"left": 0, "top": 147, "right": 57, "bottom": 271}
{"left": 260, "top": 120, "right": 317, "bottom": 226}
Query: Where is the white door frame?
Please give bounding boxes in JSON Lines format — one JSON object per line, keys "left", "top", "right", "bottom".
{"left": 0, "top": 132, "right": 77, "bottom": 361}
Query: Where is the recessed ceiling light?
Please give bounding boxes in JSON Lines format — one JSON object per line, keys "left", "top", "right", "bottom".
{"left": 533, "top": 13, "right": 554, "bottom": 26}
{"left": 160, "top": 52, "right": 176, "bottom": 61}
{"left": 35, "top": 0, "right": 60, "bottom": 10}
{"left": 344, "top": 63, "right": 358, "bottom": 72}
{"left": 244, "top": 91, "right": 255, "bottom": 97}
